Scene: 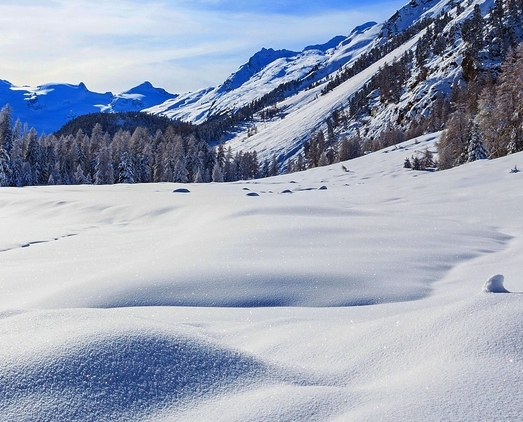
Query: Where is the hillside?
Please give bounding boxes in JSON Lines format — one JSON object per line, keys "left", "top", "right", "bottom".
{"left": 1, "top": 133, "right": 522, "bottom": 420}
{"left": 2, "top": 0, "right": 516, "bottom": 163}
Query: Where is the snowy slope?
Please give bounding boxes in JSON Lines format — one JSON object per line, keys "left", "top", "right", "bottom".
{"left": 1, "top": 134, "right": 522, "bottom": 421}
{"left": 215, "top": 0, "right": 500, "bottom": 163}
{"left": 145, "top": 23, "right": 381, "bottom": 124}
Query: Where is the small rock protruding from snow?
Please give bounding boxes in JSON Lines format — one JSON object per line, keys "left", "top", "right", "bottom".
{"left": 482, "top": 274, "right": 510, "bottom": 293}
{"left": 173, "top": 188, "right": 191, "bottom": 193}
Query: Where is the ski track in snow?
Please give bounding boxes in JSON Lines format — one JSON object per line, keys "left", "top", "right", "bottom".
{"left": 1, "top": 134, "right": 523, "bottom": 421}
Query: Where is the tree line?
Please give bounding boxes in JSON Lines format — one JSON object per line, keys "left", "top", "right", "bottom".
{"left": 0, "top": 109, "right": 275, "bottom": 187}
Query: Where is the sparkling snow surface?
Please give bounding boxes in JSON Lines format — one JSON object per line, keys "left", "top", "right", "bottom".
{"left": 1, "top": 134, "right": 522, "bottom": 421}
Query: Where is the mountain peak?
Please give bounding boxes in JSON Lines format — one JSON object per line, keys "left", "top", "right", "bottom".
{"left": 218, "top": 48, "right": 298, "bottom": 93}
{"left": 304, "top": 35, "right": 347, "bottom": 52}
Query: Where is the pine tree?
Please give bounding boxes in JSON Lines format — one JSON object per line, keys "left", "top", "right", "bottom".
{"left": 212, "top": 162, "right": 224, "bottom": 182}
{"left": 193, "top": 167, "right": 204, "bottom": 183}
{"left": 75, "top": 164, "right": 88, "bottom": 184}
{"left": 269, "top": 155, "right": 278, "bottom": 176}
{"left": 467, "top": 121, "right": 489, "bottom": 161}
{"left": 172, "top": 137, "right": 188, "bottom": 183}
{"left": 10, "top": 129, "right": 24, "bottom": 187}
{"left": 0, "top": 104, "right": 13, "bottom": 154}
{"left": 24, "top": 128, "right": 41, "bottom": 185}
{"left": 0, "top": 146, "right": 11, "bottom": 186}
{"left": 94, "top": 143, "right": 114, "bottom": 185}
{"left": 117, "top": 151, "right": 135, "bottom": 183}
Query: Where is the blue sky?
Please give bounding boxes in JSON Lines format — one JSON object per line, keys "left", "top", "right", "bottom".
{"left": 0, "top": 0, "right": 407, "bottom": 94}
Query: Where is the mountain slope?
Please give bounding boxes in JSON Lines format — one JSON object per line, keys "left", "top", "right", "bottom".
{"left": 145, "top": 22, "right": 381, "bottom": 124}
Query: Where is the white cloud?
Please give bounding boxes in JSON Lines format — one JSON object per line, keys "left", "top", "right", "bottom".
{"left": 0, "top": 0, "right": 405, "bottom": 94}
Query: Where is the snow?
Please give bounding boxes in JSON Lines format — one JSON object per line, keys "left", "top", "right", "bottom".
{"left": 482, "top": 274, "right": 510, "bottom": 293}
{"left": 1, "top": 133, "right": 522, "bottom": 421}
{"left": 0, "top": 81, "right": 177, "bottom": 134}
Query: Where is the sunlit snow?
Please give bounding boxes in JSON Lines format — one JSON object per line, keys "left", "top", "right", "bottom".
{"left": 1, "top": 134, "right": 522, "bottom": 421}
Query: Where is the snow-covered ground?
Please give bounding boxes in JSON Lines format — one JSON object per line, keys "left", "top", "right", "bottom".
{"left": 1, "top": 133, "right": 522, "bottom": 421}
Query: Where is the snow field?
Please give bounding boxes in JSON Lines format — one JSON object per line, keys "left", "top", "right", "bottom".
{"left": 0, "top": 133, "right": 522, "bottom": 420}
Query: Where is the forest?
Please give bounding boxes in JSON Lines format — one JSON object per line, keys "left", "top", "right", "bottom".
{"left": 0, "top": 110, "right": 270, "bottom": 187}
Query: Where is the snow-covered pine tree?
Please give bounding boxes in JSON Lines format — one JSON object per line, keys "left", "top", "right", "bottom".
{"left": 94, "top": 143, "right": 114, "bottom": 185}
{"left": 24, "top": 128, "right": 41, "bottom": 185}
{"left": 74, "top": 164, "right": 88, "bottom": 184}
{"left": 9, "top": 128, "right": 24, "bottom": 187}
{"left": 467, "top": 121, "right": 489, "bottom": 162}
{"left": 212, "top": 162, "right": 224, "bottom": 182}
{"left": 0, "top": 104, "right": 13, "bottom": 154}
{"left": 117, "top": 151, "right": 135, "bottom": 184}
{"left": 193, "top": 167, "right": 204, "bottom": 183}
{"left": 0, "top": 146, "right": 11, "bottom": 187}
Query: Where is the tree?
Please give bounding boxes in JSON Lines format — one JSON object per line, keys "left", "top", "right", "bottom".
{"left": 467, "top": 121, "right": 488, "bottom": 161}
{"left": 24, "top": 128, "right": 41, "bottom": 185}
{"left": 0, "top": 104, "right": 13, "bottom": 153}
{"left": 212, "top": 162, "right": 224, "bottom": 182}
{"left": 94, "top": 143, "right": 114, "bottom": 185}
{"left": 477, "top": 44, "right": 523, "bottom": 157}
{"left": 338, "top": 135, "right": 361, "bottom": 161}
{"left": 117, "top": 151, "right": 135, "bottom": 183}
{"left": 75, "top": 164, "right": 89, "bottom": 184}
{"left": 437, "top": 110, "right": 470, "bottom": 170}
{"left": 172, "top": 138, "right": 189, "bottom": 183}
{"left": 0, "top": 146, "right": 11, "bottom": 186}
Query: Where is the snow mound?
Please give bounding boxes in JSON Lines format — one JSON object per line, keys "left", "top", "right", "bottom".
{"left": 0, "top": 314, "right": 271, "bottom": 422}
{"left": 482, "top": 274, "right": 510, "bottom": 293}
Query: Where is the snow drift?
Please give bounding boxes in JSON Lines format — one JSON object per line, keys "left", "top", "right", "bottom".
{"left": 1, "top": 134, "right": 522, "bottom": 420}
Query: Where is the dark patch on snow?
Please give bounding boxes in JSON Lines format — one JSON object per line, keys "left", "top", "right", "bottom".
{"left": 318, "top": 186, "right": 328, "bottom": 190}
{"left": 173, "top": 188, "right": 190, "bottom": 193}
{"left": 246, "top": 192, "right": 260, "bottom": 197}
{"left": 280, "top": 190, "right": 293, "bottom": 194}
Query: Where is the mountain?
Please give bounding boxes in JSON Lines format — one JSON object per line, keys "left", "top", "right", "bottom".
{"left": 0, "top": 80, "right": 177, "bottom": 134}
{"left": 145, "top": 22, "right": 381, "bottom": 124}
{"left": 1, "top": 0, "right": 521, "bottom": 166}
{"left": 0, "top": 19, "right": 381, "bottom": 135}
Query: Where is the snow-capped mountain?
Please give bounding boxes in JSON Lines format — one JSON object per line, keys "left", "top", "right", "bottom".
{"left": 0, "top": 0, "right": 516, "bottom": 165}
{"left": 0, "top": 20, "right": 382, "bottom": 135}
{"left": 145, "top": 23, "right": 381, "bottom": 124}
{"left": 0, "top": 80, "right": 177, "bottom": 134}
